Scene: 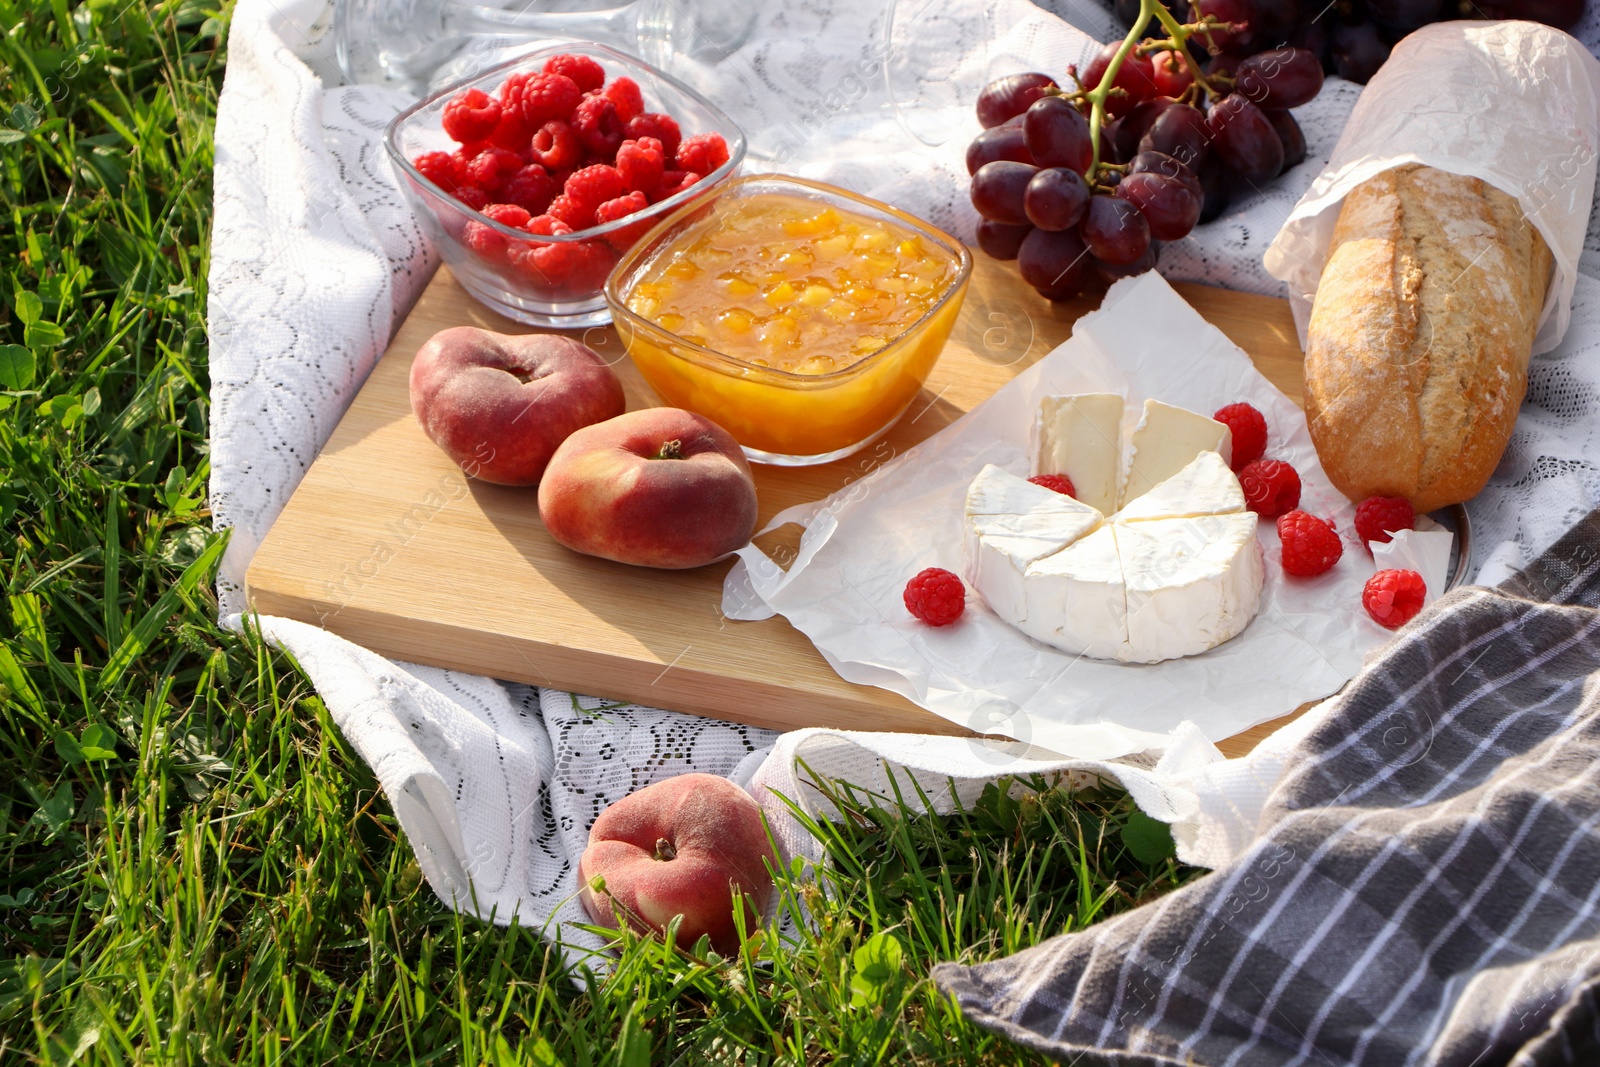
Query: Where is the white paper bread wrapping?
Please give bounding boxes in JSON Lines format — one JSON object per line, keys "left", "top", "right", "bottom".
{"left": 1264, "top": 20, "right": 1600, "bottom": 355}
{"left": 721, "top": 272, "right": 1445, "bottom": 760}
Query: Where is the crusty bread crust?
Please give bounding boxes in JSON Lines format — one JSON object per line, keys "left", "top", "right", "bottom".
{"left": 1304, "top": 164, "right": 1552, "bottom": 513}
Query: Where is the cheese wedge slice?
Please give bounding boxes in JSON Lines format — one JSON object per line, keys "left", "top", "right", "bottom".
{"left": 1116, "top": 513, "right": 1264, "bottom": 663}
{"left": 964, "top": 465, "right": 1103, "bottom": 626}
{"left": 1114, "top": 450, "right": 1245, "bottom": 523}
{"left": 1121, "top": 400, "right": 1232, "bottom": 509}
{"left": 1034, "top": 393, "right": 1124, "bottom": 515}
{"left": 1019, "top": 526, "right": 1129, "bottom": 660}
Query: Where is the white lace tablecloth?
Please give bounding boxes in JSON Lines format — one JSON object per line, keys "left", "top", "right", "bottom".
{"left": 209, "top": 0, "right": 1600, "bottom": 965}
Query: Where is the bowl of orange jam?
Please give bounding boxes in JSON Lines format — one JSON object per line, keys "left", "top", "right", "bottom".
{"left": 605, "top": 175, "right": 972, "bottom": 465}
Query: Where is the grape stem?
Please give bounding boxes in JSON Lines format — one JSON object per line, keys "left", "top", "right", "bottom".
{"left": 1082, "top": 0, "right": 1238, "bottom": 183}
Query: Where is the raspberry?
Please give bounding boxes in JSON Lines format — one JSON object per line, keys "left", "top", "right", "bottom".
{"left": 571, "top": 95, "right": 625, "bottom": 157}
{"left": 413, "top": 150, "right": 467, "bottom": 191}
{"left": 1027, "top": 473, "right": 1076, "bottom": 497}
{"left": 523, "top": 214, "right": 574, "bottom": 239}
{"left": 652, "top": 170, "right": 702, "bottom": 203}
{"left": 564, "top": 164, "right": 627, "bottom": 216}
{"left": 464, "top": 203, "right": 532, "bottom": 258}
{"left": 454, "top": 185, "right": 490, "bottom": 211}
{"left": 467, "top": 146, "right": 525, "bottom": 191}
{"left": 675, "top": 132, "right": 730, "bottom": 175}
{"left": 527, "top": 237, "right": 615, "bottom": 292}
{"left": 595, "top": 190, "right": 653, "bottom": 249}
{"left": 1238, "top": 459, "right": 1301, "bottom": 518}
{"left": 508, "top": 71, "right": 581, "bottom": 127}
{"left": 497, "top": 70, "right": 533, "bottom": 107}
{"left": 596, "top": 190, "right": 648, "bottom": 222}
{"left": 500, "top": 164, "right": 558, "bottom": 216}
{"left": 1354, "top": 496, "right": 1416, "bottom": 549}
{"left": 625, "top": 112, "right": 682, "bottom": 160}
{"left": 903, "top": 567, "right": 966, "bottom": 627}
{"left": 546, "top": 194, "right": 595, "bottom": 231}
{"left": 544, "top": 53, "right": 606, "bottom": 93}
{"left": 1213, "top": 402, "right": 1267, "bottom": 470}
{"left": 530, "top": 121, "right": 581, "bottom": 171}
{"left": 602, "top": 76, "right": 644, "bottom": 122}
{"left": 616, "top": 136, "right": 666, "bottom": 194}
{"left": 507, "top": 215, "right": 575, "bottom": 276}
{"left": 442, "top": 88, "right": 502, "bottom": 143}
{"left": 1363, "top": 569, "right": 1427, "bottom": 630}
{"left": 452, "top": 139, "right": 490, "bottom": 164}
{"left": 486, "top": 106, "right": 534, "bottom": 154}
{"left": 1277, "top": 510, "right": 1343, "bottom": 578}
{"left": 483, "top": 203, "right": 531, "bottom": 227}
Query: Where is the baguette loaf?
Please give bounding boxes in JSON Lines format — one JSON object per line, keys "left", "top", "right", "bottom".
{"left": 1303, "top": 164, "right": 1552, "bottom": 514}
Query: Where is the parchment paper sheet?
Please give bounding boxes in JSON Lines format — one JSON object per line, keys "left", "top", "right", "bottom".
{"left": 722, "top": 273, "right": 1430, "bottom": 759}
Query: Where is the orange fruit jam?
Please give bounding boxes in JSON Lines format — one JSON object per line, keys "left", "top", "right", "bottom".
{"left": 617, "top": 191, "right": 967, "bottom": 459}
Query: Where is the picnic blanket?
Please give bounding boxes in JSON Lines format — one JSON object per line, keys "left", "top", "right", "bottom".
{"left": 208, "top": 0, "right": 1600, "bottom": 978}
{"left": 934, "top": 512, "right": 1600, "bottom": 1065}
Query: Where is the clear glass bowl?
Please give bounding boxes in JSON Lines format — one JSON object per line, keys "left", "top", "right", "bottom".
{"left": 384, "top": 42, "right": 746, "bottom": 328}
{"left": 605, "top": 175, "right": 972, "bottom": 466}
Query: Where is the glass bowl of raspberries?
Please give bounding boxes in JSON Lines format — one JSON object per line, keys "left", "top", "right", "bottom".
{"left": 385, "top": 43, "right": 746, "bottom": 328}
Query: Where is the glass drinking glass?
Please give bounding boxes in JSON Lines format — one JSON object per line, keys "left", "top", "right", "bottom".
{"left": 334, "top": 0, "right": 758, "bottom": 97}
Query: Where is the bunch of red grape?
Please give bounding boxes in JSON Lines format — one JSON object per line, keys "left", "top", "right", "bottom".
{"left": 968, "top": 2, "right": 1324, "bottom": 300}
{"left": 1115, "top": 0, "right": 1586, "bottom": 87}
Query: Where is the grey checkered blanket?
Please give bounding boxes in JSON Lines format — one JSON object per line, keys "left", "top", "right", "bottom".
{"left": 933, "top": 513, "right": 1600, "bottom": 1066}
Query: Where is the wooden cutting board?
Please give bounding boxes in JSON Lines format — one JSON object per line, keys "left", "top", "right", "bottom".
{"left": 245, "top": 254, "right": 1309, "bottom": 756}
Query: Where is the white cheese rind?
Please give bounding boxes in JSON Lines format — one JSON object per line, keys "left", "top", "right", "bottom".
{"left": 1034, "top": 393, "right": 1124, "bottom": 515}
{"left": 1121, "top": 400, "right": 1233, "bottom": 509}
{"left": 964, "top": 465, "right": 1102, "bottom": 628}
{"left": 1114, "top": 450, "right": 1245, "bottom": 523}
{"left": 1115, "top": 513, "right": 1264, "bottom": 663}
{"left": 1019, "top": 526, "right": 1129, "bottom": 660}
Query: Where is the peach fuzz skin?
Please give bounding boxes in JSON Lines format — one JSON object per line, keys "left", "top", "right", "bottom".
{"left": 409, "top": 327, "right": 625, "bottom": 486}
{"left": 578, "top": 773, "right": 776, "bottom": 956}
{"left": 537, "top": 408, "right": 758, "bottom": 569}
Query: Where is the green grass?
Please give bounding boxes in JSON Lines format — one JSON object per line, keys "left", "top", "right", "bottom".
{"left": 0, "top": 3, "right": 1196, "bottom": 1062}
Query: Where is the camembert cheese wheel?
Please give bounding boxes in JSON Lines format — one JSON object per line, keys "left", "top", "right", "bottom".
{"left": 967, "top": 399, "right": 1263, "bottom": 663}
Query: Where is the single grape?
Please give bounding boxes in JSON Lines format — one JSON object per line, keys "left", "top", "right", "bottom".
{"left": 1190, "top": 0, "right": 1256, "bottom": 53}
{"left": 1205, "top": 50, "right": 1251, "bottom": 80}
{"left": 1139, "top": 103, "right": 1210, "bottom": 171}
{"left": 1081, "top": 195, "right": 1152, "bottom": 265}
{"left": 1024, "top": 96, "right": 1094, "bottom": 173}
{"left": 1265, "top": 109, "right": 1306, "bottom": 171}
{"left": 967, "top": 123, "right": 1035, "bottom": 174}
{"left": 1018, "top": 227, "right": 1092, "bottom": 299}
{"left": 1100, "top": 116, "right": 1129, "bottom": 165}
{"left": 1117, "top": 172, "right": 1202, "bottom": 241}
{"left": 977, "top": 72, "right": 1058, "bottom": 129}
{"left": 1246, "top": 0, "right": 1302, "bottom": 47}
{"left": 1206, "top": 93, "right": 1285, "bottom": 181}
{"left": 1331, "top": 22, "right": 1391, "bottom": 84}
{"left": 1234, "top": 47, "right": 1323, "bottom": 110}
{"left": 1369, "top": 0, "right": 1444, "bottom": 29}
{"left": 1150, "top": 51, "right": 1194, "bottom": 98}
{"left": 1465, "top": 0, "right": 1583, "bottom": 28}
{"left": 1080, "top": 41, "right": 1161, "bottom": 118}
{"left": 1025, "top": 167, "right": 1092, "bottom": 231}
{"left": 970, "top": 161, "right": 1038, "bottom": 224}
{"left": 1108, "top": 96, "right": 1177, "bottom": 162}
{"left": 1095, "top": 240, "right": 1160, "bottom": 284}
{"left": 1128, "top": 150, "right": 1203, "bottom": 202}
{"left": 977, "top": 219, "right": 1034, "bottom": 260}
{"left": 1290, "top": 17, "right": 1333, "bottom": 71}
{"left": 1197, "top": 155, "right": 1232, "bottom": 223}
